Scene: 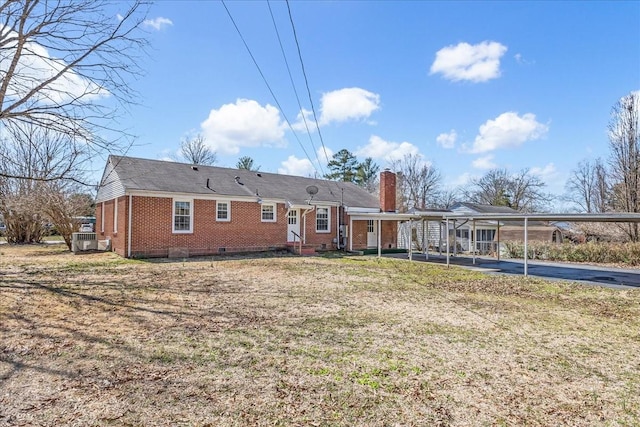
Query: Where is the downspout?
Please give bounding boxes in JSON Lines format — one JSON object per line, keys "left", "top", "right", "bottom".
{"left": 127, "top": 194, "right": 132, "bottom": 258}
{"left": 301, "top": 206, "right": 315, "bottom": 245}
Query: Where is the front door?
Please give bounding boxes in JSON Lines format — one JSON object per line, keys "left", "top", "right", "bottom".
{"left": 367, "top": 220, "right": 377, "bottom": 247}
{"left": 287, "top": 209, "right": 300, "bottom": 242}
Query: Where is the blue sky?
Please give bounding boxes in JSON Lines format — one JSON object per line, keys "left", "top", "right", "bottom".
{"left": 117, "top": 1, "right": 640, "bottom": 203}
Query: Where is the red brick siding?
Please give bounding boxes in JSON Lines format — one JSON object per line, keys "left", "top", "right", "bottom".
{"left": 380, "top": 170, "right": 397, "bottom": 212}
{"left": 348, "top": 218, "right": 397, "bottom": 250}
{"left": 102, "top": 196, "right": 340, "bottom": 258}
{"left": 97, "top": 195, "right": 404, "bottom": 258}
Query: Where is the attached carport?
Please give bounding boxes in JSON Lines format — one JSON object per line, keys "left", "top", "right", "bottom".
{"left": 443, "top": 213, "right": 640, "bottom": 276}
{"left": 352, "top": 211, "right": 640, "bottom": 278}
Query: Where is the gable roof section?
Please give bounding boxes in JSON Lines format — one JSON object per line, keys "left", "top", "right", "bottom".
{"left": 96, "top": 155, "right": 380, "bottom": 209}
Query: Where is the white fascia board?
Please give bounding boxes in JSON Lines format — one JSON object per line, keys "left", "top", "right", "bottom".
{"left": 344, "top": 207, "right": 380, "bottom": 213}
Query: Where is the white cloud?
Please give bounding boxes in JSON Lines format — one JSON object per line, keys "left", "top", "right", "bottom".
{"left": 514, "top": 53, "right": 535, "bottom": 65}
{"left": 316, "top": 146, "right": 333, "bottom": 166}
{"left": 319, "top": 87, "right": 380, "bottom": 125}
{"left": 451, "top": 172, "right": 473, "bottom": 187}
{"left": 278, "top": 155, "right": 315, "bottom": 177}
{"left": 472, "top": 155, "right": 497, "bottom": 169}
{"left": 356, "top": 135, "right": 419, "bottom": 163}
{"left": 436, "top": 130, "right": 457, "bottom": 149}
{"left": 143, "top": 17, "right": 173, "bottom": 31}
{"left": 530, "top": 163, "right": 556, "bottom": 179}
{"left": 292, "top": 108, "right": 314, "bottom": 132}
{"left": 430, "top": 41, "right": 507, "bottom": 83}
{"left": 0, "top": 28, "right": 109, "bottom": 105}
{"left": 200, "top": 99, "right": 286, "bottom": 155}
{"left": 471, "top": 112, "right": 548, "bottom": 153}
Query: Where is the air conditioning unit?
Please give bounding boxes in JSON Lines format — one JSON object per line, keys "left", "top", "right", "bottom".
{"left": 72, "top": 232, "right": 98, "bottom": 253}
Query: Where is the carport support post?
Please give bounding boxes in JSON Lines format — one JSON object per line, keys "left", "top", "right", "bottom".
{"left": 446, "top": 218, "right": 450, "bottom": 268}
{"left": 497, "top": 223, "right": 500, "bottom": 261}
{"left": 349, "top": 217, "right": 353, "bottom": 252}
{"left": 425, "top": 220, "right": 429, "bottom": 260}
{"left": 472, "top": 220, "right": 476, "bottom": 265}
{"left": 408, "top": 219, "right": 413, "bottom": 261}
{"left": 524, "top": 217, "right": 528, "bottom": 277}
{"left": 377, "top": 219, "right": 382, "bottom": 258}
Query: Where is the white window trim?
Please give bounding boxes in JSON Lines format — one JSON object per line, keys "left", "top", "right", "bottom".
{"left": 173, "top": 198, "right": 193, "bottom": 234}
{"left": 216, "top": 200, "right": 231, "bottom": 222}
{"left": 261, "top": 203, "right": 277, "bottom": 223}
{"left": 316, "top": 206, "right": 331, "bottom": 233}
{"left": 113, "top": 199, "right": 118, "bottom": 233}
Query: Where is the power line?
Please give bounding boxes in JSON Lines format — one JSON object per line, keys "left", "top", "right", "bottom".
{"left": 220, "top": 0, "right": 318, "bottom": 176}
{"left": 285, "top": 0, "right": 332, "bottom": 171}
{"left": 266, "top": 0, "right": 324, "bottom": 177}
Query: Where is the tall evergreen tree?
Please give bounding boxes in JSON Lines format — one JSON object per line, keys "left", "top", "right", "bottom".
{"left": 324, "top": 149, "right": 359, "bottom": 182}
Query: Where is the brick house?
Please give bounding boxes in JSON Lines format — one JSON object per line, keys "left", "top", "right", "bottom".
{"left": 95, "top": 155, "right": 398, "bottom": 258}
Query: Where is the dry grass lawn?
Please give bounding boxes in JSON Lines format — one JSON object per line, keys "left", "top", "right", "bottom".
{"left": 1, "top": 244, "right": 639, "bottom": 426}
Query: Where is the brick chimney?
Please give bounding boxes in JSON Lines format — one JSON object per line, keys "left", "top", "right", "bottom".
{"left": 379, "top": 169, "right": 396, "bottom": 212}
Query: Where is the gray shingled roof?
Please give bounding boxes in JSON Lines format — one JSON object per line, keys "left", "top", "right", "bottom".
{"left": 101, "top": 155, "right": 380, "bottom": 209}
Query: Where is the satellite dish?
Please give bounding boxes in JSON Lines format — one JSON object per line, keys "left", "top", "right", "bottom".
{"left": 305, "top": 185, "right": 318, "bottom": 195}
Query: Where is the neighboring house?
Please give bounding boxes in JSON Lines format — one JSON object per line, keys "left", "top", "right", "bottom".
{"left": 398, "top": 202, "right": 563, "bottom": 254}
{"left": 450, "top": 202, "right": 563, "bottom": 253}
{"left": 95, "top": 156, "right": 398, "bottom": 258}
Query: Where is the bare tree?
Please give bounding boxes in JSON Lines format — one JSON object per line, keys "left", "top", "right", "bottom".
{"left": 237, "top": 156, "right": 260, "bottom": 171}
{"left": 0, "top": 0, "right": 148, "bottom": 180}
{"left": 463, "top": 168, "right": 551, "bottom": 212}
{"left": 432, "top": 187, "right": 460, "bottom": 210}
{"left": 178, "top": 134, "right": 217, "bottom": 165}
{"left": 0, "top": 126, "right": 88, "bottom": 244}
{"left": 565, "top": 158, "right": 610, "bottom": 213}
{"left": 463, "top": 169, "right": 511, "bottom": 207}
{"left": 608, "top": 91, "right": 640, "bottom": 241}
{"left": 390, "top": 154, "right": 441, "bottom": 211}
{"left": 40, "top": 182, "right": 94, "bottom": 250}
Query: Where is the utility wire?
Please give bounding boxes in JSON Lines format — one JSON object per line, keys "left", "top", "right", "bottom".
{"left": 266, "top": 0, "right": 324, "bottom": 177}
{"left": 220, "top": 0, "right": 318, "bottom": 176}
{"left": 285, "top": 0, "right": 332, "bottom": 171}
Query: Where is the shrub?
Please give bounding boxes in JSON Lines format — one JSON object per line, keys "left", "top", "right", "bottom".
{"left": 502, "top": 241, "right": 640, "bottom": 266}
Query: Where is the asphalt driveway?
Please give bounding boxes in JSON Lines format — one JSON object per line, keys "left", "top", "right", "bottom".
{"left": 384, "top": 253, "right": 640, "bottom": 289}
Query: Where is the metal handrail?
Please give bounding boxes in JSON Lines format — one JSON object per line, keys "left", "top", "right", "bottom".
{"left": 291, "top": 231, "right": 302, "bottom": 255}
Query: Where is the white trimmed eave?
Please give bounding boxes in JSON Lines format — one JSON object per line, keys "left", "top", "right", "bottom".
{"left": 348, "top": 212, "right": 424, "bottom": 221}
{"left": 444, "top": 213, "right": 640, "bottom": 223}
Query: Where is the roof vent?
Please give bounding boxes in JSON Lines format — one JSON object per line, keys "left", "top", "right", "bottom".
{"left": 256, "top": 173, "right": 262, "bottom": 177}
{"left": 191, "top": 166, "right": 198, "bottom": 171}
{"left": 234, "top": 176, "right": 243, "bottom": 185}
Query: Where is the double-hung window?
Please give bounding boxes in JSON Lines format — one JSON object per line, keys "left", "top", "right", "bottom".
{"left": 217, "top": 201, "right": 230, "bottom": 221}
{"left": 173, "top": 199, "right": 192, "bottom": 233}
{"left": 316, "top": 207, "right": 330, "bottom": 232}
{"left": 261, "top": 204, "right": 276, "bottom": 222}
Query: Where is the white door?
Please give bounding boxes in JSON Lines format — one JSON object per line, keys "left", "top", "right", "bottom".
{"left": 287, "top": 210, "right": 300, "bottom": 242}
{"left": 367, "top": 220, "right": 377, "bottom": 247}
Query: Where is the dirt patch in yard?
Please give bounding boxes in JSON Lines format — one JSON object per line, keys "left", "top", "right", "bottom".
{"left": 1, "top": 245, "right": 639, "bottom": 426}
